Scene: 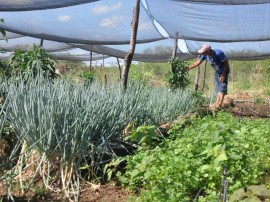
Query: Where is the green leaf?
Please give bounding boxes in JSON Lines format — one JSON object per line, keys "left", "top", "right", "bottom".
{"left": 228, "top": 152, "right": 242, "bottom": 160}
{"left": 214, "top": 151, "right": 227, "bottom": 166}
{"left": 79, "top": 164, "right": 90, "bottom": 170}
{"left": 200, "top": 164, "right": 211, "bottom": 173}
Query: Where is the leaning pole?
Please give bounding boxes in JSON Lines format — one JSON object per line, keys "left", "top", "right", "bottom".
{"left": 121, "top": 0, "right": 140, "bottom": 90}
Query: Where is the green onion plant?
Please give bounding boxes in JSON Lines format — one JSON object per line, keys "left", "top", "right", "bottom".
{"left": 0, "top": 73, "right": 198, "bottom": 201}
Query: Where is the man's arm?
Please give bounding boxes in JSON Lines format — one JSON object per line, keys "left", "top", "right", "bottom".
{"left": 184, "top": 59, "right": 203, "bottom": 72}
{"left": 220, "top": 59, "right": 228, "bottom": 82}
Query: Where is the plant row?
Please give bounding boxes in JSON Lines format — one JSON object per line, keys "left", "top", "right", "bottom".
{"left": 0, "top": 75, "right": 198, "bottom": 200}
{"left": 117, "top": 112, "right": 270, "bottom": 201}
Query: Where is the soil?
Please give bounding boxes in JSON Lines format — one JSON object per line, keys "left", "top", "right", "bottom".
{"left": 0, "top": 91, "right": 269, "bottom": 202}
{"left": 0, "top": 182, "right": 134, "bottom": 202}
{"left": 223, "top": 91, "right": 270, "bottom": 118}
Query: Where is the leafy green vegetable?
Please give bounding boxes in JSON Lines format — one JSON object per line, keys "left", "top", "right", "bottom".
{"left": 164, "top": 57, "right": 190, "bottom": 91}
{"left": 118, "top": 112, "right": 270, "bottom": 201}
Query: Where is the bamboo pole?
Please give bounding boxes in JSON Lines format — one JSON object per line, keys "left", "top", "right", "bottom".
{"left": 194, "top": 56, "right": 201, "bottom": 91}
{"left": 172, "top": 32, "right": 178, "bottom": 59}
{"left": 200, "top": 60, "right": 207, "bottom": 92}
{"left": 121, "top": 0, "right": 140, "bottom": 90}
{"left": 171, "top": 32, "right": 179, "bottom": 73}
{"left": 90, "top": 51, "right": 92, "bottom": 71}
{"left": 231, "top": 63, "right": 234, "bottom": 95}
{"left": 40, "top": 39, "right": 44, "bottom": 47}
{"left": 104, "top": 74, "right": 108, "bottom": 88}
{"left": 194, "top": 65, "right": 200, "bottom": 91}
{"left": 102, "top": 54, "right": 105, "bottom": 69}
{"left": 117, "top": 57, "right": 122, "bottom": 81}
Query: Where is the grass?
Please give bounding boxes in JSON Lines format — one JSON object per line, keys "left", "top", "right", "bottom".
{"left": 61, "top": 58, "right": 270, "bottom": 97}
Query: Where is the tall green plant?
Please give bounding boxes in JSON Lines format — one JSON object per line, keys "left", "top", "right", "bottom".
{"left": 0, "top": 74, "right": 198, "bottom": 201}
{"left": 8, "top": 44, "right": 56, "bottom": 80}
{"left": 0, "top": 60, "right": 7, "bottom": 78}
{"left": 79, "top": 70, "right": 95, "bottom": 84}
{"left": 164, "top": 57, "right": 190, "bottom": 90}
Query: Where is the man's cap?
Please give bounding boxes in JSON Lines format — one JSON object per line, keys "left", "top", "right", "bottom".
{"left": 198, "top": 44, "right": 211, "bottom": 54}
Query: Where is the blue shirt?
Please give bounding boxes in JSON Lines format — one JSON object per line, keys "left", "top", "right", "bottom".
{"left": 199, "top": 49, "right": 228, "bottom": 75}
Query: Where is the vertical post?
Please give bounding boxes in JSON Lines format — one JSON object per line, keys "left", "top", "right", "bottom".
{"left": 40, "top": 39, "right": 44, "bottom": 47}
{"left": 104, "top": 74, "right": 108, "bottom": 88}
{"left": 171, "top": 32, "right": 179, "bottom": 74}
{"left": 194, "top": 65, "right": 200, "bottom": 91}
{"left": 231, "top": 63, "right": 234, "bottom": 96}
{"left": 103, "top": 54, "right": 105, "bottom": 69}
{"left": 121, "top": 0, "right": 140, "bottom": 90}
{"left": 172, "top": 32, "right": 178, "bottom": 59}
{"left": 200, "top": 60, "right": 207, "bottom": 92}
{"left": 117, "top": 57, "right": 122, "bottom": 81}
{"left": 90, "top": 51, "right": 93, "bottom": 71}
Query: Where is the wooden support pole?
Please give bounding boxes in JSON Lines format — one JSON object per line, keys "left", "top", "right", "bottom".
{"left": 231, "top": 63, "right": 234, "bottom": 95}
{"left": 172, "top": 32, "right": 179, "bottom": 59}
{"left": 194, "top": 65, "right": 200, "bottom": 91}
{"left": 121, "top": 0, "right": 140, "bottom": 90}
{"left": 104, "top": 74, "right": 108, "bottom": 88}
{"left": 40, "top": 39, "right": 43, "bottom": 47}
{"left": 117, "top": 57, "right": 122, "bottom": 81}
{"left": 171, "top": 32, "right": 179, "bottom": 74}
{"left": 200, "top": 60, "right": 207, "bottom": 92}
{"left": 90, "top": 51, "right": 93, "bottom": 71}
{"left": 103, "top": 54, "right": 105, "bottom": 69}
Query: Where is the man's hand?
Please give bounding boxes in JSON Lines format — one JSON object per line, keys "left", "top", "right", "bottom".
{"left": 184, "top": 66, "right": 190, "bottom": 72}
{"left": 220, "top": 75, "right": 225, "bottom": 83}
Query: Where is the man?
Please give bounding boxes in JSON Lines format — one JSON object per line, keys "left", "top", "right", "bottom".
{"left": 185, "top": 44, "right": 230, "bottom": 110}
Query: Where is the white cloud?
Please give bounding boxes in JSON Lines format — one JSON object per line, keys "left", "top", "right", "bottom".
{"left": 99, "top": 15, "right": 124, "bottom": 28}
{"left": 91, "top": 5, "right": 109, "bottom": 14}
{"left": 138, "top": 21, "right": 153, "bottom": 32}
{"left": 90, "top": 2, "right": 122, "bottom": 14}
{"left": 111, "top": 2, "right": 122, "bottom": 10}
{"left": 58, "top": 15, "right": 71, "bottom": 22}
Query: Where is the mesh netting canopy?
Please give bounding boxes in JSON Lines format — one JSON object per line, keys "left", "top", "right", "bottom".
{"left": 0, "top": 0, "right": 99, "bottom": 11}
{"left": 1, "top": 0, "right": 270, "bottom": 62}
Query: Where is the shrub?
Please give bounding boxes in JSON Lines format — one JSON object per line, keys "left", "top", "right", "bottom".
{"left": 164, "top": 57, "right": 190, "bottom": 91}
{"left": 8, "top": 44, "right": 57, "bottom": 80}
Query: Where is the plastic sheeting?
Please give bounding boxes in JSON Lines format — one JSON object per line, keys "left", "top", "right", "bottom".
{"left": 146, "top": 0, "right": 270, "bottom": 42}
{"left": 0, "top": 31, "right": 22, "bottom": 40}
{"left": 0, "top": 0, "right": 163, "bottom": 45}
{"left": 49, "top": 52, "right": 109, "bottom": 62}
{"left": 1, "top": 0, "right": 270, "bottom": 62}
{"left": 0, "top": 37, "right": 194, "bottom": 62}
{"left": 0, "top": 37, "right": 73, "bottom": 52}
{"left": 171, "top": 0, "right": 270, "bottom": 5}
{"left": 73, "top": 39, "right": 194, "bottom": 62}
{"left": 0, "top": 0, "right": 99, "bottom": 11}
{"left": 185, "top": 40, "right": 270, "bottom": 60}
